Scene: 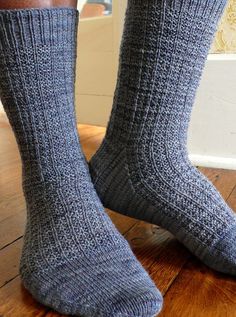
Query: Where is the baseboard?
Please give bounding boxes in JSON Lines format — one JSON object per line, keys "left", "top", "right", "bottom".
{"left": 189, "top": 154, "right": 236, "bottom": 170}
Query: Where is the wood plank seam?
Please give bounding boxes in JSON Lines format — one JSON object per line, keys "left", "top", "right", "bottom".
{"left": 0, "top": 236, "right": 23, "bottom": 252}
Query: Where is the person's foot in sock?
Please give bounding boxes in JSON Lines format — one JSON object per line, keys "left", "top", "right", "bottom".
{"left": 0, "top": 8, "right": 163, "bottom": 317}
{"left": 90, "top": 0, "right": 236, "bottom": 276}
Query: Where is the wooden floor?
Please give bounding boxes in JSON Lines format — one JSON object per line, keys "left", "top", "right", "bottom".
{"left": 0, "top": 114, "right": 236, "bottom": 317}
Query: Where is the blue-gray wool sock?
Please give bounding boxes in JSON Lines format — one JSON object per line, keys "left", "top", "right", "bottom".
{"left": 89, "top": 0, "right": 236, "bottom": 276}
{"left": 0, "top": 8, "right": 163, "bottom": 316}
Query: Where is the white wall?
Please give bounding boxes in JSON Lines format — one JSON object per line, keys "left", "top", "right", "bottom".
{"left": 78, "top": 0, "right": 87, "bottom": 12}
{"left": 75, "top": 0, "right": 126, "bottom": 126}
{"left": 188, "top": 55, "right": 236, "bottom": 170}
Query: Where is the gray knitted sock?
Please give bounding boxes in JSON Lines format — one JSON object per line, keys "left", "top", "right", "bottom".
{"left": 0, "top": 8, "right": 163, "bottom": 317}
{"left": 90, "top": 0, "right": 236, "bottom": 276}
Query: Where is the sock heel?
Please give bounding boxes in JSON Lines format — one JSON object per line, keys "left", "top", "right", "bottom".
{"left": 90, "top": 141, "right": 156, "bottom": 222}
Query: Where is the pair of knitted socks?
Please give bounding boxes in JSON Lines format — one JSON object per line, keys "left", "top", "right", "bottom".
{"left": 0, "top": 1, "right": 235, "bottom": 316}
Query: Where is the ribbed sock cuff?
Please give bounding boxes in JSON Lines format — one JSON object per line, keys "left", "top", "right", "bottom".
{"left": 127, "top": 0, "right": 227, "bottom": 20}
{"left": 0, "top": 8, "right": 78, "bottom": 51}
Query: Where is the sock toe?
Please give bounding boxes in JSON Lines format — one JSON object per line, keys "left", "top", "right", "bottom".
{"left": 21, "top": 247, "right": 163, "bottom": 317}
{"left": 110, "top": 288, "right": 163, "bottom": 317}
{"left": 208, "top": 222, "right": 236, "bottom": 275}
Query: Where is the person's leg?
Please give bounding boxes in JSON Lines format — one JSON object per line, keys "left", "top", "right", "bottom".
{"left": 0, "top": 3, "right": 163, "bottom": 317}
{"left": 0, "top": 0, "right": 77, "bottom": 9}
{"left": 90, "top": 0, "right": 236, "bottom": 276}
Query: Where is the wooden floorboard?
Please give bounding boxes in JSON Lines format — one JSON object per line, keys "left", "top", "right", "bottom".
{"left": 0, "top": 238, "right": 22, "bottom": 288}
{"left": 199, "top": 167, "right": 236, "bottom": 200}
{"left": 228, "top": 185, "right": 236, "bottom": 211}
{"left": 0, "top": 277, "right": 48, "bottom": 317}
{"left": 124, "top": 222, "right": 191, "bottom": 295}
{"left": 0, "top": 118, "right": 236, "bottom": 316}
{"left": 159, "top": 259, "right": 236, "bottom": 317}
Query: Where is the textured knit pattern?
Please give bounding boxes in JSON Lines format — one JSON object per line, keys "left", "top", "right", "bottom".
{"left": 90, "top": 0, "right": 236, "bottom": 276}
{"left": 0, "top": 8, "right": 163, "bottom": 317}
